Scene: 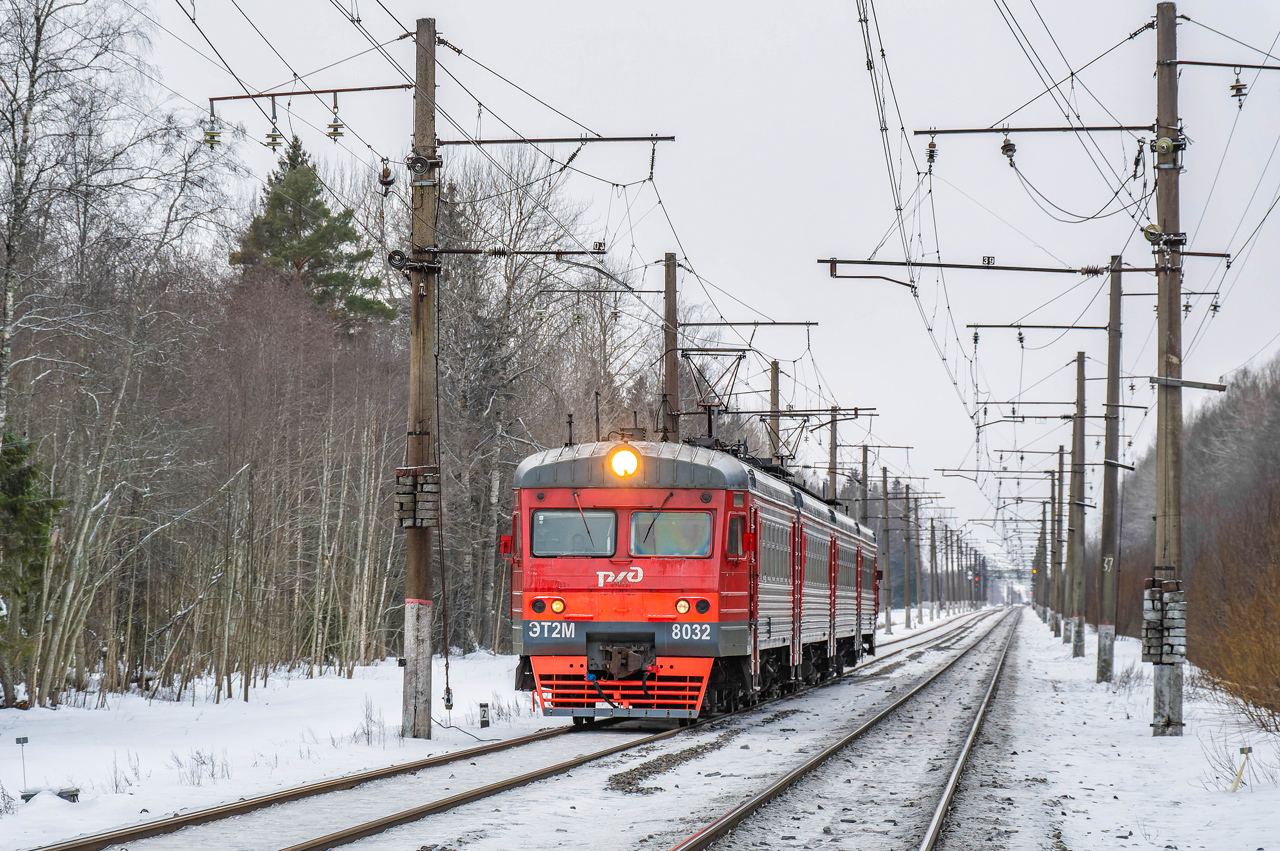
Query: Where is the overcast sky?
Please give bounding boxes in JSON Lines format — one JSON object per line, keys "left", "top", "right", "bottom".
{"left": 141, "top": 0, "right": 1280, "bottom": 570}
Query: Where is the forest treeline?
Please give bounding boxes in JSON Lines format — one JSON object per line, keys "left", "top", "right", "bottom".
{"left": 1067, "top": 354, "right": 1280, "bottom": 725}
{"left": 0, "top": 0, "right": 765, "bottom": 708}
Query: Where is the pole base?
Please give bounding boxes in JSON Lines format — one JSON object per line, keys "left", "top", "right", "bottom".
{"left": 402, "top": 598, "right": 434, "bottom": 739}
{"left": 1097, "top": 624, "right": 1115, "bottom": 682}
{"left": 1152, "top": 663, "right": 1184, "bottom": 737}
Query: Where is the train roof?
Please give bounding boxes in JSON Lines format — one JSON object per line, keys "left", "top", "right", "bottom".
{"left": 513, "top": 441, "right": 875, "bottom": 543}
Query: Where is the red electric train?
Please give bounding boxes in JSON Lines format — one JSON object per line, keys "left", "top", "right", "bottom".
{"left": 506, "top": 439, "right": 879, "bottom": 722}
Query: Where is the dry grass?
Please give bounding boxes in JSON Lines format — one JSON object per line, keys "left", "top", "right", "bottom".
{"left": 1191, "top": 488, "right": 1280, "bottom": 733}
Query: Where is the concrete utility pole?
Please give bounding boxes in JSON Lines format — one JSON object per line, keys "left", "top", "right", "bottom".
{"left": 828, "top": 406, "right": 839, "bottom": 505}
{"left": 927, "top": 511, "right": 937, "bottom": 621}
{"left": 1152, "top": 0, "right": 1185, "bottom": 736}
{"left": 882, "top": 467, "right": 892, "bottom": 634}
{"left": 970, "top": 547, "right": 977, "bottom": 609}
{"left": 403, "top": 16, "right": 439, "bottom": 740}
{"left": 1098, "top": 255, "right": 1123, "bottom": 682}
{"left": 901, "top": 483, "right": 911, "bottom": 624}
{"left": 1056, "top": 447, "right": 1067, "bottom": 642}
{"left": 903, "top": 484, "right": 913, "bottom": 629}
{"left": 1038, "top": 502, "right": 1048, "bottom": 617}
{"left": 768, "top": 360, "right": 781, "bottom": 463}
{"left": 1067, "top": 352, "right": 1087, "bottom": 658}
{"left": 913, "top": 495, "right": 924, "bottom": 622}
{"left": 663, "top": 253, "right": 680, "bottom": 442}
{"left": 859, "top": 444, "right": 870, "bottom": 526}
{"left": 929, "top": 518, "right": 938, "bottom": 620}
{"left": 945, "top": 528, "right": 955, "bottom": 615}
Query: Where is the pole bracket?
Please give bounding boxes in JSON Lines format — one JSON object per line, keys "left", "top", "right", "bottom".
{"left": 1149, "top": 376, "right": 1226, "bottom": 391}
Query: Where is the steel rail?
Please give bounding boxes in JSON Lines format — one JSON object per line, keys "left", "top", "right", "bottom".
{"left": 24, "top": 726, "right": 579, "bottom": 851}
{"left": 277, "top": 612, "right": 999, "bottom": 851}
{"left": 271, "top": 612, "right": 1000, "bottom": 851}
{"left": 664, "top": 609, "right": 1017, "bottom": 851}
{"left": 28, "top": 610, "right": 995, "bottom": 851}
{"left": 918, "top": 610, "right": 1021, "bottom": 851}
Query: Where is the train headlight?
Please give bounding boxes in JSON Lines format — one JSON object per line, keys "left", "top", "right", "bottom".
{"left": 609, "top": 446, "right": 640, "bottom": 477}
{"left": 531, "top": 599, "right": 546, "bottom": 613}
{"left": 550, "top": 598, "right": 566, "bottom": 614}
{"left": 695, "top": 599, "right": 710, "bottom": 614}
{"left": 675, "top": 599, "right": 690, "bottom": 614}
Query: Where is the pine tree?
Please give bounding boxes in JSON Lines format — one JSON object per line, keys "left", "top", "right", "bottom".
{"left": 0, "top": 434, "right": 63, "bottom": 707}
{"left": 232, "top": 136, "right": 393, "bottom": 321}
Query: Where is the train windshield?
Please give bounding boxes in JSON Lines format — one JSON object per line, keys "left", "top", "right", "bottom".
{"left": 630, "top": 511, "right": 713, "bottom": 557}
{"left": 531, "top": 509, "right": 616, "bottom": 557}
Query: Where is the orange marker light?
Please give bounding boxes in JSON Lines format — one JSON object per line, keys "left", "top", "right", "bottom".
{"left": 609, "top": 446, "right": 640, "bottom": 477}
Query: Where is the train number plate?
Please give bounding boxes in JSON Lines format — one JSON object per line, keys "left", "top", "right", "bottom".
{"left": 671, "top": 623, "right": 712, "bottom": 641}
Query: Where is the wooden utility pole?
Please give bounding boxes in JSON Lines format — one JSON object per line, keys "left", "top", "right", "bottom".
{"left": 1068, "top": 352, "right": 1087, "bottom": 658}
{"left": 882, "top": 467, "right": 892, "bottom": 634}
{"left": 1152, "top": 0, "right": 1185, "bottom": 736}
{"left": 1098, "top": 255, "right": 1123, "bottom": 682}
{"left": 859, "top": 444, "right": 870, "bottom": 526}
{"left": 768, "top": 360, "right": 781, "bottom": 462}
{"left": 403, "top": 16, "right": 439, "bottom": 740}
{"left": 663, "top": 253, "right": 680, "bottom": 442}
{"left": 903, "top": 484, "right": 913, "bottom": 629}
{"left": 828, "top": 406, "right": 839, "bottom": 505}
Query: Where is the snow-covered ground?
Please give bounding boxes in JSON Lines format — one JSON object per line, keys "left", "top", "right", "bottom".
{"left": 4, "top": 607, "right": 1270, "bottom": 851}
{"left": 945, "top": 612, "right": 1280, "bottom": 850}
{"left": 0, "top": 653, "right": 556, "bottom": 851}
{"left": 0, "top": 610, "right": 974, "bottom": 850}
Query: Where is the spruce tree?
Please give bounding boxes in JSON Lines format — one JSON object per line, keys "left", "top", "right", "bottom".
{"left": 232, "top": 136, "right": 392, "bottom": 321}
{"left": 0, "top": 434, "right": 63, "bottom": 706}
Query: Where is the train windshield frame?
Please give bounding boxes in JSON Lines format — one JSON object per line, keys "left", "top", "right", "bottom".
{"left": 530, "top": 509, "right": 617, "bottom": 557}
{"left": 629, "top": 511, "right": 714, "bottom": 558}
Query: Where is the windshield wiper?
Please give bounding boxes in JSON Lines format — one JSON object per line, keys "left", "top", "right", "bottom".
{"left": 572, "top": 490, "right": 597, "bottom": 550}
{"left": 641, "top": 491, "right": 675, "bottom": 547}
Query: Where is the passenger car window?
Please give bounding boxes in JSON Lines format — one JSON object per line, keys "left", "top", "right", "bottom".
{"left": 531, "top": 509, "right": 616, "bottom": 557}
{"left": 630, "top": 511, "right": 713, "bottom": 557}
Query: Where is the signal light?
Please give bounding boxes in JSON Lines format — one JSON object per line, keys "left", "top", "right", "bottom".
{"left": 531, "top": 599, "right": 546, "bottom": 613}
{"left": 550, "top": 598, "right": 566, "bottom": 614}
{"left": 609, "top": 446, "right": 640, "bottom": 477}
{"left": 695, "top": 599, "right": 710, "bottom": 614}
{"left": 675, "top": 599, "right": 690, "bottom": 614}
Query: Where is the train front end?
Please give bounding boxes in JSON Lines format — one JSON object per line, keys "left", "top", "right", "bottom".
{"left": 508, "top": 441, "right": 752, "bottom": 721}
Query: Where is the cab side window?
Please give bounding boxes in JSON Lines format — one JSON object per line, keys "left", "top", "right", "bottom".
{"left": 727, "top": 515, "right": 745, "bottom": 557}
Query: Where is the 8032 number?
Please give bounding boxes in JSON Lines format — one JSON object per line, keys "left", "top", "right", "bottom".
{"left": 671, "top": 623, "right": 712, "bottom": 641}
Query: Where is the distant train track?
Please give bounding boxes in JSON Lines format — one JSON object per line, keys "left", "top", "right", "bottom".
{"left": 27, "top": 608, "right": 994, "bottom": 851}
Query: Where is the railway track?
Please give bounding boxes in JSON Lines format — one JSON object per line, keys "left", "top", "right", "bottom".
{"left": 26, "top": 608, "right": 995, "bottom": 851}
{"left": 916, "top": 610, "right": 1017, "bottom": 851}
{"left": 664, "top": 607, "right": 1020, "bottom": 851}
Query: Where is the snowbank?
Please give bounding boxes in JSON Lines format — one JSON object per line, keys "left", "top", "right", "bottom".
{"left": 993, "top": 613, "right": 1279, "bottom": 849}
{"left": 0, "top": 653, "right": 558, "bottom": 850}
